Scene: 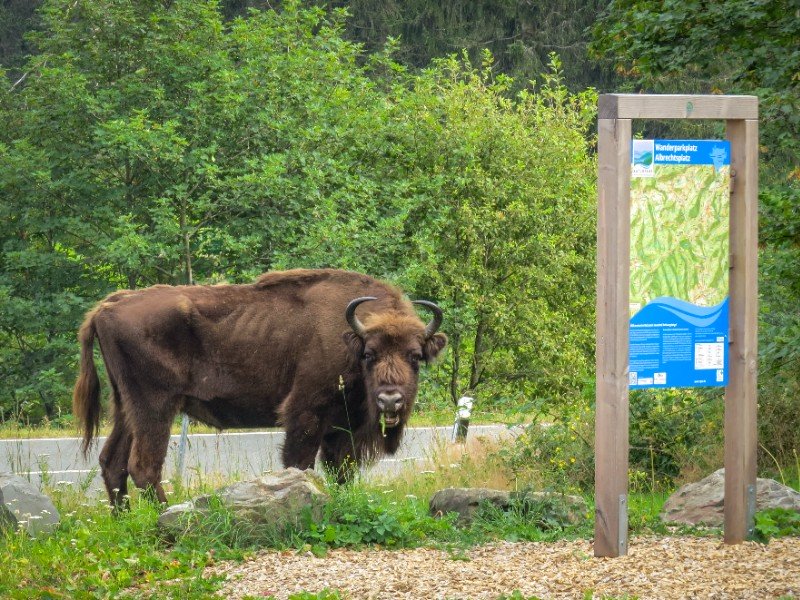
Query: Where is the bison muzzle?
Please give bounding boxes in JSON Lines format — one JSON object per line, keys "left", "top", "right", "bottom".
{"left": 72, "top": 269, "right": 447, "bottom": 508}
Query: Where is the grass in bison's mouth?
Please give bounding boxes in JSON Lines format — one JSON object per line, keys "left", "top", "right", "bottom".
{"left": 382, "top": 413, "right": 400, "bottom": 427}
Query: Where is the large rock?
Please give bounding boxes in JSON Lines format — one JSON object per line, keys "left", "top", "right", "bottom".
{"left": 429, "top": 487, "right": 588, "bottom": 527}
{"left": 0, "top": 472, "right": 60, "bottom": 536}
{"left": 430, "top": 488, "right": 511, "bottom": 525}
{"left": 158, "top": 468, "right": 328, "bottom": 535}
{"left": 661, "top": 468, "right": 800, "bottom": 526}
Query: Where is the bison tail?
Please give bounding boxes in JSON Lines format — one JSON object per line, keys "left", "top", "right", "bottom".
{"left": 73, "top": 310, "right": 102, "bottom": 458}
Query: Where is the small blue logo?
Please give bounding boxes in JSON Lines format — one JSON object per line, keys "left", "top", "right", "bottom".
{"left": 709, "top": 146, "right": 728, "bottom": 172}
{"left": 633, "top": 149, "right": 653, "bottom": 167}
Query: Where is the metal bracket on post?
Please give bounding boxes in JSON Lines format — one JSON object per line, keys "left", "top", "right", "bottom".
{"left": 618, "top": 494, "right": 629, "bottom": 555}
{"left": 747, "top": 484, "right": 757, "bottom": 538}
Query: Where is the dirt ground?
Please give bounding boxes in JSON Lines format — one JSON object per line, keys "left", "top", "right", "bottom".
{"left": 207, "top": 535, "right": 800, "bottom": 599}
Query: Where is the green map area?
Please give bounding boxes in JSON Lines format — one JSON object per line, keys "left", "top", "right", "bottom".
{"left": 630, "top": 164, "right": 729, "bottom": 313}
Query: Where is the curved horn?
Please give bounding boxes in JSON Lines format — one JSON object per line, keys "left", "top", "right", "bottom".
{"left": 412, "top": 300, "right": 443, "bottom": 339}
{"left": 345, "top": 296, "right": 377, "bottom": 338}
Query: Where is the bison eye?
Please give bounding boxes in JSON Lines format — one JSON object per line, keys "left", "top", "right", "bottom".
{"left": 362, "top": 351, "right": 377, "bottom": 365}
{"left": 408, "top": 352, "right": 423, "bottom": 370}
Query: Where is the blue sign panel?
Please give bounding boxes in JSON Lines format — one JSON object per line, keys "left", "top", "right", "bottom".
{"left": 629, "top": 140, "right": 730, "bottom": 389}
{"left": 629, "top": 297, "right": 728, "bottom": 388}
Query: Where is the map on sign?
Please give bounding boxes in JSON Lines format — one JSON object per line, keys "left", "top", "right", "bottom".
{"left": 629, "top": 140, "right": 730, "bottom": 389}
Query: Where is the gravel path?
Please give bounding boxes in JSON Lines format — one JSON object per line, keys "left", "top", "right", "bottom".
{"left": 208, "top": 536, "right": 800, "bottom": 599}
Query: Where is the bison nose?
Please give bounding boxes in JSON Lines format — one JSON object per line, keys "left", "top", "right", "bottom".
{"left": 377, "top": 391, "right": 403, "bottom": 413}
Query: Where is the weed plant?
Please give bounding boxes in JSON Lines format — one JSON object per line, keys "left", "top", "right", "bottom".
{"left": 0, "top": 486, "right": 228, "bottom": 599}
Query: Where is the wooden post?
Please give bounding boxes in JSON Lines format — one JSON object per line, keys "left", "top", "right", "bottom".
{"left": 724, "top": 118, "right": 759, "bottom": 543}
{"left": 595, "top": 115, "right": 631, "bottom": 557}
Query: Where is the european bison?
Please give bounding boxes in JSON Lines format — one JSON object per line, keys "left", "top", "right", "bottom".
{"left": 73, "top": 269, "right": 447, "bottom": 507}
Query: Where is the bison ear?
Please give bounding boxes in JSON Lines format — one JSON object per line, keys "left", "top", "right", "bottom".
{"left": 342, "top": 331, "right": 365, "bottom": 361}
{"left": 423, "top": 332, "right": 448, "bottom": 362}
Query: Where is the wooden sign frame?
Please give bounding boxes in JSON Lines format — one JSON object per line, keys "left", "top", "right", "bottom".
{"left": 595, "top": 94, "right": 759, "bottom": 557}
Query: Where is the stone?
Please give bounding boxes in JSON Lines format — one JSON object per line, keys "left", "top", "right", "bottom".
{"left": 429, "top": 488, "right": 511, "bottom": 525}
{"left": 158, "top": 468, "right": 329, "bottom": 535}
{"left": 510, "top": 490, "right": 589, "bottom": 526}
{"left": 0, "top": 472, "right": 60, "bottom": 536}
{"left": 429, "top": 487, "right": 588, "bottom": 526}
{"left": 661, "top": 468, "right": 800, "bottom": 526}
{"left": 157, "top": 500, "right": 197, "bottom": 534}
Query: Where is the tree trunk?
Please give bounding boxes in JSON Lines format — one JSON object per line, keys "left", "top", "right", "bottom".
{"left": 179, "top": 199, "right": 193, "bottom": 286}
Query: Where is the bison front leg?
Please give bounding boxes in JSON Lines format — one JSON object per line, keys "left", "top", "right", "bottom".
{"left": 281, "top": 410, "right": 326, "bottom": 471}
{"left": 320, "top": 428, "right": 359, "bottom": 484}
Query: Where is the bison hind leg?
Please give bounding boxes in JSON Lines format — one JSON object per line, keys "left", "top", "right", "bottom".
{"left": 127, "top": 400, "right": 180, "bottom": 505}
{"left": 99, "top": 415, "right": 133, "bottom": 512}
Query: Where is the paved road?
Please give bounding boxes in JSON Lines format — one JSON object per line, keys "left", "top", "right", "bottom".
{"left": 0, "top": 425, "right": 519, "bottom": 492}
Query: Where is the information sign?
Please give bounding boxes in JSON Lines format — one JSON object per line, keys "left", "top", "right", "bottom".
{"left": 629, "top": 139, "right": 730, "bottom": 388}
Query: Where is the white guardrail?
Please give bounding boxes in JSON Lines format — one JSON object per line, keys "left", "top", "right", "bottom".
{"left": 0, "top": 425, "right": 520, "bottom": 492}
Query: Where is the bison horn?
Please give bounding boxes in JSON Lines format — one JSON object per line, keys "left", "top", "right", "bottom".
{"left": 345, "top": 296, "right": 377, "bottom": 337}
{"left": 412, "top": 300, "right": 443, "bottom": 339}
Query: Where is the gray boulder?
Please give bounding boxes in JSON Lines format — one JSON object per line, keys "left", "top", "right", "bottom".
{"left": 661, "top": 468, "right": 800, "bottom": 526}
{"left": 429, "top": 487, "right": 588, "bottom": 527}
{"left": 0, "top": 472, "right": 60, "bottom": 536}
{"left": 430, "top": 488, "right": 511, "bottom": 525}
{"left": 158, "top": 468, "right": 329, "bottom": 535}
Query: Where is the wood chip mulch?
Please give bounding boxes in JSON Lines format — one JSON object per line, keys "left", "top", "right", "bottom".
{"left": 206, "top": 535, "right": 800, "bottom": 599}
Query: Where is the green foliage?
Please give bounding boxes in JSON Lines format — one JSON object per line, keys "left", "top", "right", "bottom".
{"left": 758, "top": 184, "right": 800, "bottom": 464}
{"left": 0, "top": 492, "right": 225, "bottom": 599}
{"left": 1, "top": 0, "right": 597, "bottom": 424}
{"left": 298, "top": 483, "right": 455, "bottom": 552}
{"left": 470, "top": 491, "right": 592, "bottom": 543}
{"left": 329, "top": 0, "right": 617, "bottom": 92}
{"left": 500, "top": 384, "right": 724, "bottom": 492}
{"left": 0, "top": 461, "right": 696, "bottom": 596}
{"left": 589, "top": 0, "right": 799, "bottom": 182}
{"left": 629, "top": 388, "right": 723, "bottom": 487}
{"left": 754, "top": 508, "right": 800, "bottom": 543}
{"left": 397, "top": 53, "right": 597, "bottom": 406}
{"left": 499, "top": 403, "right": 596, "bottom": 492}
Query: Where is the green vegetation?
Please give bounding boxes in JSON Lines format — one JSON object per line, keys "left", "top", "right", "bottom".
{"left": 4, "top": 435, "right": 793, "bottom": 598}
{"left": 1, "top": 5, "right": 798, "bottom": 595}
{"left": 0, "top": 453, "right": 677, "bottom": 599}
{"left": 0, "top": 0, "right": 596, "bottom": 424}
{"left": 754, "top": 507, "right": 800, "bottom": 544}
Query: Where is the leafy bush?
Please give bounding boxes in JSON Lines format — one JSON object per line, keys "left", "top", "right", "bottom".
{"left": 754, "top": 508, "right": 800, "bottom": 543}
{"left": 629, "top": 388, "right": 723, "bottom": 488}
{"left": 499, "top": 382, "right": 725, "bottom": 493}
{"left": 498, "top": 405, "right": 595, "bottom": 493}
{"left": 758, "top": 184, "right": 800, "bottom": 465}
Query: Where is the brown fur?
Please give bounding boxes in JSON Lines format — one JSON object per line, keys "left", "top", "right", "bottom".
{"left": 72, "top": 269, "right": 447, "bottom": 506}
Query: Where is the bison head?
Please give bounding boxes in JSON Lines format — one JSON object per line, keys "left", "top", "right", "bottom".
{"left": 343, "top": 297, "right": 447, "bottom": 430}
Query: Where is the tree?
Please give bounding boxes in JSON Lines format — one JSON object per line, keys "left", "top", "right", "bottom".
{"left": 589, "top": 0, "right": 799, "bottom": 182}
{"left": 393, "top": 55, "right": 597, "bottom": 409}
{"left": 1, "top": 0, "right": 598, "bottom": 424}
{"left": 0, "top": 0, "right": 393, "bottom": 421}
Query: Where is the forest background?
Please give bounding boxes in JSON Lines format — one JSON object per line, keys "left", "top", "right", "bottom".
{"left": 1, "top": 0, "right": 797, "bottom": 487}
